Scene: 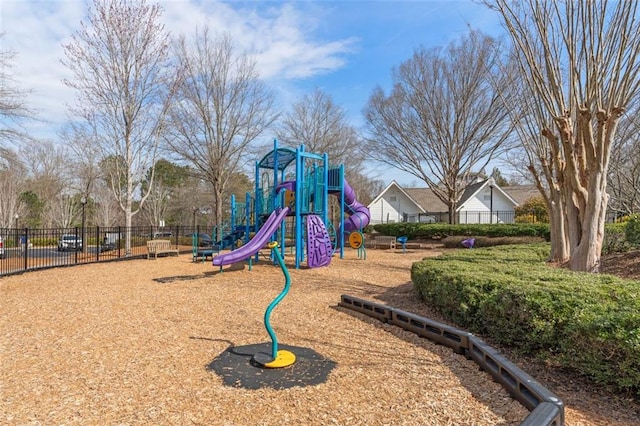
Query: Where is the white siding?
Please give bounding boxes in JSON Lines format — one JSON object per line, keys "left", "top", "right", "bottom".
{"left": 458, "top": 186, "right": 516, "bottom": 224}
{"left": 369, "top": 187, "right": 421, "bottom": 224}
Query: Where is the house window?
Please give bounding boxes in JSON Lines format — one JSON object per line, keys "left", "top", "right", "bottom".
{"left": 390, "top": 196, "right": 397, "bottom": 202}
{"left": 483, "top": 195, "right": 491, "bottom": 201}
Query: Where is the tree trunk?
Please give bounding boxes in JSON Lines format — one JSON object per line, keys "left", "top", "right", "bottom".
{"left": 125, "top": 198, "right": 132, "bottom": 257}
{"left": 212, "top": 185, "right": 224, "bottom": 240}
{"left": 567, "top": 170, "right": 608, "bottom": 272}
{"left": 547, "top": 198, "right": 570, "bottom": 263}
{"left": 448, "top": 200, "right": 458, "bottom": 225}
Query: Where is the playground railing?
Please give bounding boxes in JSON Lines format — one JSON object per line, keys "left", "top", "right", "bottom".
{"left": 339, "top": 295, "right": 565, "bottom": 426}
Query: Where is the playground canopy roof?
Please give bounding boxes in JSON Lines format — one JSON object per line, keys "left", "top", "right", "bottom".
{"left": 258, "top": 148, "right": 297, "bottom": 171}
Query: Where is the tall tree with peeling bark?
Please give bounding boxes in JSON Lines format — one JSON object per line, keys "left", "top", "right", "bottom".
{"left": 165, "top": 29, "right": 277, "bottom": 230}
{"left": 363, "top": 30, "right": 516, "bottom": 224}
{"left": 62, "top": 0, "right": 174, "bottom": 255}
{"left": 489, "top": 0, "right": 640, "bottom": 271}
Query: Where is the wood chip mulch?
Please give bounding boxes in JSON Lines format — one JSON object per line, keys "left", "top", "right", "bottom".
{"left": 1, "top": 247, "right": 638, "bottom": 425}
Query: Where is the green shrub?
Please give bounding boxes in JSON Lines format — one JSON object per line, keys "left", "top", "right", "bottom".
{"left": 411, "top": 244, "right": 640, "bottom": 396}
{"left": 603, "top": 222, "right": 630, "bottom": 254}
{"left": 373, "top": 222, "right": 550, "bottom": 241}
{"left": 625, "top": 214, "right": 640, "bottom": 248}
{"left": 28, "top": 237, "right": 58, "bottom": 247}
{"left": 441, "top": 235, "right": 545, "bottom": 248}
{"left": 515, "top": 196, "right": 549, "bottom": 223}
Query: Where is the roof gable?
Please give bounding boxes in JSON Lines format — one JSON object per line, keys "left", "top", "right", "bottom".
{"left": 384, "top": 179, "right": 531, "bottom": 212}
{"left": 456, "top": 178, "right": 518, "bottom": 211}
{"left": 368, "top": 180, "right": 425, "bottom": 212}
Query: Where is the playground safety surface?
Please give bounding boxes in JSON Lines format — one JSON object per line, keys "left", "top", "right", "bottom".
{"left": 208, "top": 343, "right": 336, "bottom": 390}
{"left": 1, "top": 247, "right": 638, "bottom": 425}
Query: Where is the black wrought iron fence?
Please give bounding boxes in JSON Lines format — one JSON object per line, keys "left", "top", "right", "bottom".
{"left": 0, "top": 225, "right": 208, "bottom": 276}
{"left": 397, "top": 211, "right": 548, "bottom": 224}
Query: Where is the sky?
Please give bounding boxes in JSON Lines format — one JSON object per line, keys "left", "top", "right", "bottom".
{"left": 0, "top": 0, "right": 504, "bottom": 186}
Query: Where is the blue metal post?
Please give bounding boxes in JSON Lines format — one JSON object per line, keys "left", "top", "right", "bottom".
{"left": 322, "top": 153, "right": 329, "bottom": 231}
{"left": 295, "top": 146, "right": 302, "bottom": 269}
{"left": 339, "top": 165, "right": 345, "bottom": 259}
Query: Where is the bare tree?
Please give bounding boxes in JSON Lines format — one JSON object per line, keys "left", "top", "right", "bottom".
{"left": 63, "top": 0, "right": 174, "bottom": 254}
{"left": 505, "top": 82, "right": 571, "bottom": 263}
{"left": 0, "top": 148, "right": 26, "bottom": 228}
{"left": 608, "top": 106, "right": 640, "bottom": 217}
{"left": 277, "top": 89, "right": 360, "bottom": 167}
{"left": 0, "top": 35, "right": 34, "bottom": 146}
{"left": 165, "top": 29, "right": 277, "bottom": 229}
{"left": 276, "top": 88, "right": 381, "bottom": 200}
{"left": 62, "top": 124, "right": 103, "bottom": 212}
{"left": 490, "top": 0, "right": 640, "bottom": 271}
{"left": 363, "top": 30, "right": 515, "bottom": 223}
{"left": 139, "top": 159, "right": 191, "bottom": 226}
{"left": 19, "top": 139, "right": 71, "bottom": 227}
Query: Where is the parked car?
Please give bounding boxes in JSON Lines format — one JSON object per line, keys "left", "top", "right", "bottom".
{"left": 186, "top": 233, "right": 213, "bottom": 247}
{"left": 57, "top": 234, "right": 83, "bottom": 252}
{"left": 0, "top": 236, "right": 4, "bottom": 259}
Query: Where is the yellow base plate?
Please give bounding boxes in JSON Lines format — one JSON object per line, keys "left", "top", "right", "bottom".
{"left": 264, "top": 350, "right": 296, "bottom": 368}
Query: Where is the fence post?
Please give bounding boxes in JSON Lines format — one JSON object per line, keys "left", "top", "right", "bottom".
{"left": 95, "top": 226, "right": 100, "bottom": 262}
{"left": 22, "top": 227, "right": 29, "bottom": 272}
{"left": 74, "top": 227, "right": 79, "bottom": 264}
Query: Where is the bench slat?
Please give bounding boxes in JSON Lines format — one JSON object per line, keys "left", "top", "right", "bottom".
{"left": 367, "top": 236, "right": 396, "bottom": 249}
{"left": 147, "top": 239, "right": 180, "bottom": 259}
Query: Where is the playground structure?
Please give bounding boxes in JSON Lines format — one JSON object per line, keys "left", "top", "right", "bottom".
{"left": 208, "top": 140, "right": 371, "bottom": 373}
{"left": 212, "top": 139, "right": 370, "bottom": 269}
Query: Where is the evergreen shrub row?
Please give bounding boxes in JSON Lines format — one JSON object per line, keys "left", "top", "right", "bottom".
{"left": 373, "top": 222, "right": 633, "bottom": 254}
{"left": 441, "top": 235, "right": 546, "bottom": 248}
{"left": 411, "top": 244, "right": 640, "bottom": 396}
{"left": 372, "top": 222, "right": 551, "bottom": 240}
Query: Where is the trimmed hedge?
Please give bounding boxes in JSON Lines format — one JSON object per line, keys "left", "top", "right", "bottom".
{"left": 411, "top": 244, "right": 640, "bottom": 396}
{"left": 373, "top": 222, "right": 550, "bottom": 240}
{"left": 374, "top": 222, "right": 632, "bottom": 254}
{"left": 441, "top": 235, "right": 546, "bottom": 248}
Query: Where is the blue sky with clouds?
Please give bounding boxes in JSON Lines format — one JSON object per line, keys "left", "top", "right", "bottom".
{"left": 1, "top": 0, "right": 504, "bottom": 186}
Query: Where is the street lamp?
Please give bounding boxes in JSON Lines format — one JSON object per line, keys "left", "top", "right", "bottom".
{"left": 81, "top": 196, "right": 87, "bottom": 253}
{"left": 192, "top": 206, "right": 198, "bottom": 229}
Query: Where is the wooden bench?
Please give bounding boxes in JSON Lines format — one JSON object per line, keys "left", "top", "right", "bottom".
{"left": 369, "top": 235, "right": 397, "bottom": 249}
{"left": 147, "top": 239, "right": 179, "bottom": 259}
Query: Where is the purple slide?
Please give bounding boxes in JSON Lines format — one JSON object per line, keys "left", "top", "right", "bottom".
{"left": 340, "top": 180, "right": 371, "bottom": 234}
{"left": 212, "top": 207, "right": 290, "bottom": 266}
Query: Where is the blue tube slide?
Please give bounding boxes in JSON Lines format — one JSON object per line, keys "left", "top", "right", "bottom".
{"left": 212, "top": 207, "right": 290, "bottom": 266}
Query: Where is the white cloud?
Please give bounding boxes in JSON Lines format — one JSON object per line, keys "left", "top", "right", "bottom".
{"left": 1, "top": 1, "right": 84, "bottom": 136}
{"left": 1, "top": 0, "right": 355, "bottom": 140}
{"left": 161, "top": 1, "right": 356, "bottom": 80}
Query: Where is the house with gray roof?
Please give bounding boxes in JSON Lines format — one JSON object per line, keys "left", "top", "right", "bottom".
{"left": 367, "top": 178, "right": 541, "bottom": 224}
